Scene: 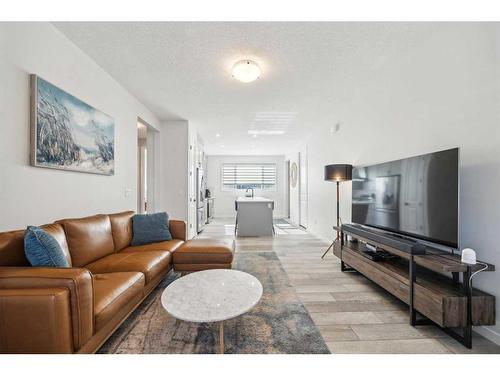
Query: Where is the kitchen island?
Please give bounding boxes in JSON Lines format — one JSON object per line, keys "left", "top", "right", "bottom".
{"left": 235, "top": 197, "right": 274, "bottom": 237}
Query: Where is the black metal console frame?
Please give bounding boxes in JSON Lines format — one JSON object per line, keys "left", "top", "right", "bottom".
{"left": 340, "top": 232, "right": 356, "bottom": 272}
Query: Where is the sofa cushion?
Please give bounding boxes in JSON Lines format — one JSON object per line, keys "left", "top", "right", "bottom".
{"left": 0, "top": 225, "right": 72, "bottom": 268}
{"left": 24, "top": 226, "right": 69, "bottom": 267}
{"left": 93, "top": 272, "right": 145, "bottom": 331}
{"left": 173, "top": 239, "right": 234, "bottom": 265}
{"left": 0, "top": 230, "right": 30, "bottom": 267}
{"left": 131, "top": 212, "right": 172, "bottom": 246}
{"left": 86, "top": 251, "right": 171, "bottom": 284}
{"left": 169, "top": 220, "right": 187, "bottom": 241}
{"left": 57, "top": 215, "right": 115, "bottom": 267}
{"left": 120, "top": 239, "right": 184, "bottom": 254}
{"left": 109, "top": 211, "right": 134, "bottom": 251}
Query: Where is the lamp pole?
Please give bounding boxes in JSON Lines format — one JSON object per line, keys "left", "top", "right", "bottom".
{"left": 336, "top": 181, "right": 340, "bottom": 240}
{"left": 322, "top": 164, "right": 352, "bottom": 259}
{"left": 321, "top": 180, "right": 341, "bottom": 259}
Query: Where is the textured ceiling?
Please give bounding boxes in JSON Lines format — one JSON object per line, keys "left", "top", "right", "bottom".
{"left": 54, "top": 22, "right": 442, "bottom": 155}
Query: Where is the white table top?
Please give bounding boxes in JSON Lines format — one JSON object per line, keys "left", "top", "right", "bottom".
{"left": 161, "top": 269, "right": 263, "bottom": 323}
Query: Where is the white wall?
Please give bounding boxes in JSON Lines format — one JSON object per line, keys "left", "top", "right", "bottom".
{"left": 206, "top": 155, "right": 286, "bottom": 218}
{"left": 299, "top": 24, "right": 500, "bottom": 342}
{"left": 157, "top": 120, "right": 189, "bottom": 222}
{"left": 0, "top": 23, "right": 160, "bottom": 230}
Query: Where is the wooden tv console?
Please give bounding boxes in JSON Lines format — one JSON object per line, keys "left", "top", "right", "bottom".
{"left": 333, "top": 225, "right": 495, "bottom": 348}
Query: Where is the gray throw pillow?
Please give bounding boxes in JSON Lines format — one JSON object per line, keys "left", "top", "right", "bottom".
{"left": 131, "top": 212, "right": 172, "bottom": 246}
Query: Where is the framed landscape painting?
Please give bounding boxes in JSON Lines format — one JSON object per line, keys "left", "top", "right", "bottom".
{"left": 30, "top": 75, "right": 115, "bottom": 175}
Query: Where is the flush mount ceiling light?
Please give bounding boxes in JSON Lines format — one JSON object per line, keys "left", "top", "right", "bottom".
{"left": 232, "top": 60, "right": 261, "bottom": 83}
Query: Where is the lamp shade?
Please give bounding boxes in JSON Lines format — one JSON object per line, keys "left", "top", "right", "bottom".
{"left": 324, "top": 164, "right": 353, "bottom": 182}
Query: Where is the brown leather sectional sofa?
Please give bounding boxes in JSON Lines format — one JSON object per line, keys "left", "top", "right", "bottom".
{"left": 0, "top": 211, "right": 233, "bottom": 354}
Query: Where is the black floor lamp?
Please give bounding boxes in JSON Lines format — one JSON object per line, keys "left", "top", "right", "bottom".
{"left": 321, "top": 164, "right": 353, "bottom": 259}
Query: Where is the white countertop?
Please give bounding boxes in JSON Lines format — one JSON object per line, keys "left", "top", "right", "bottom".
{"left": 236, "top": 197, "right": 274, "bottom": 203}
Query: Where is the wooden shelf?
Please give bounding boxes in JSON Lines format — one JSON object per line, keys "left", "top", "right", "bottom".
{"left": 333, "top": 240, "right": 495, "bottom": 328}
{"left": 339, "top": 230, "right": 494, "bottom": 273}
{"left": 415, "top": 252, "right": 494, "bottom": 273}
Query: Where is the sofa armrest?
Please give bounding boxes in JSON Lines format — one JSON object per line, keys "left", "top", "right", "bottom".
{"left": 0, "top": 267, "right": 93, "bottom": 352}
{"left": 169, "top": 220, "right": 187, "bottom": 241}
{"left": 0, "top": 287, "right": 73, "bottom": 353}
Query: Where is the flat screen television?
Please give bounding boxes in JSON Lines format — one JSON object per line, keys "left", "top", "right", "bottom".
{"left": 351, "top": 148, "right": 459, "bottom": 249}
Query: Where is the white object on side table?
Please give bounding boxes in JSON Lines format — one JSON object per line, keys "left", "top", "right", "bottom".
{"left": 161, "top": 269, "right": 263, "bottom": 353}
{"left": 461, "top": 248, "right": 477, "bottom": 265}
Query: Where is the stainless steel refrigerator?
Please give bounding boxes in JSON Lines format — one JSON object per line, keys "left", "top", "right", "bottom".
{"left": 196, "top": 167, "right": 206, "bottom": 233}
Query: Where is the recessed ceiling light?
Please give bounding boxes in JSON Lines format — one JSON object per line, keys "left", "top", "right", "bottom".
{"left": 216, "top": 133, "right": 221, "bottom": 137}
{"left": 232, "top": 60, "right": 261, "bottom": 83}
{"left": 252, "top": 134, "right": 257, "bottom": 138}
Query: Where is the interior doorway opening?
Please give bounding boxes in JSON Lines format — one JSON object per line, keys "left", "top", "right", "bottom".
{"left": 286, "top": 160, "right": 291, "bottom": 219}
{"left": 137, "top": 118, "right": 156, "bottom": 214}
{"left": 299, "top": 148, "right": 308, "bottom": 229}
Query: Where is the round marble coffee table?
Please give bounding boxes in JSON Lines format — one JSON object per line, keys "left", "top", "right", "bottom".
{"left": 161, "top": 269, "right": 263, "bottom": 353}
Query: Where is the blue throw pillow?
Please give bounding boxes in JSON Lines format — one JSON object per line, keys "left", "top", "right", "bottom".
{"left": 131, "top": 212, "right": 172, "bottom": 246}
{"left": 24, "top": 226, "right": 69, "bottom": 267}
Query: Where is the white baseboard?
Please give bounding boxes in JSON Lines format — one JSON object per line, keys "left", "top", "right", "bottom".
{"left": 474, "top": 326, "right": 500, "bottom": 345}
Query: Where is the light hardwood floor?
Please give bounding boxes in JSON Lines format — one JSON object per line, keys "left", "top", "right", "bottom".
{"left": 198, "top": 218, "right": 500, "bottom": 354}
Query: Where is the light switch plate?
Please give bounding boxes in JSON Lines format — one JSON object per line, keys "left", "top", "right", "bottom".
{"left": 124, "top": 188, "right": 132, "bottom": 197}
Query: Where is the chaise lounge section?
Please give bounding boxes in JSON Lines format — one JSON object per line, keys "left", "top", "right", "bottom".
{"left": 0, "top": 211, "right": 234, "bottom": 353}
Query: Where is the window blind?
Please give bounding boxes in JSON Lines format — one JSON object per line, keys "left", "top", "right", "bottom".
{"left": 222, "top": 163, "right": 277, "bottom": 189}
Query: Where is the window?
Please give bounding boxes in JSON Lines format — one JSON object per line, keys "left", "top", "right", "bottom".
{"left": 222, "top": 163, "right": 277, "bottom": 190}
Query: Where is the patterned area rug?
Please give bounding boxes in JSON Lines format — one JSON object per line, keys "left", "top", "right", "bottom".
{"left": 98, "top": 252, "right": 330, "bottom": 354}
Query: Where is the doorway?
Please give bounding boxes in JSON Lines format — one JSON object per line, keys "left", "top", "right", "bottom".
{"left": 286, "top": 160, "right": 291, "bottom": 219}
{"left": 299, "top": 148, "right": 308, "bottom": 228}
{"left": 137, "top": 119, "right": 157, "bottom": 214}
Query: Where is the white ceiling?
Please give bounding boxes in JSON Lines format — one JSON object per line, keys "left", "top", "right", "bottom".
{"left": 54, "top": 22, "right": 441, "bottom": 155}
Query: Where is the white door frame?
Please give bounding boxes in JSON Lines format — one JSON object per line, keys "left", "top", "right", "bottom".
{"left": 286, "top": 160, "right": 291, "bottom": 219}
{"left": 299, "top": 148, "right": 308, "bottom": 229}
{"left": 137, "top": 138, "right": 147, "bottom": 213}
{"left": 137, "top": 117, "right": 158, "bottom": 214}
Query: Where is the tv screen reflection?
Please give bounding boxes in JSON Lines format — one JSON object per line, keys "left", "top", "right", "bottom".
{"left": 351, "top": 148, "right": 459, "bottom": 248}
